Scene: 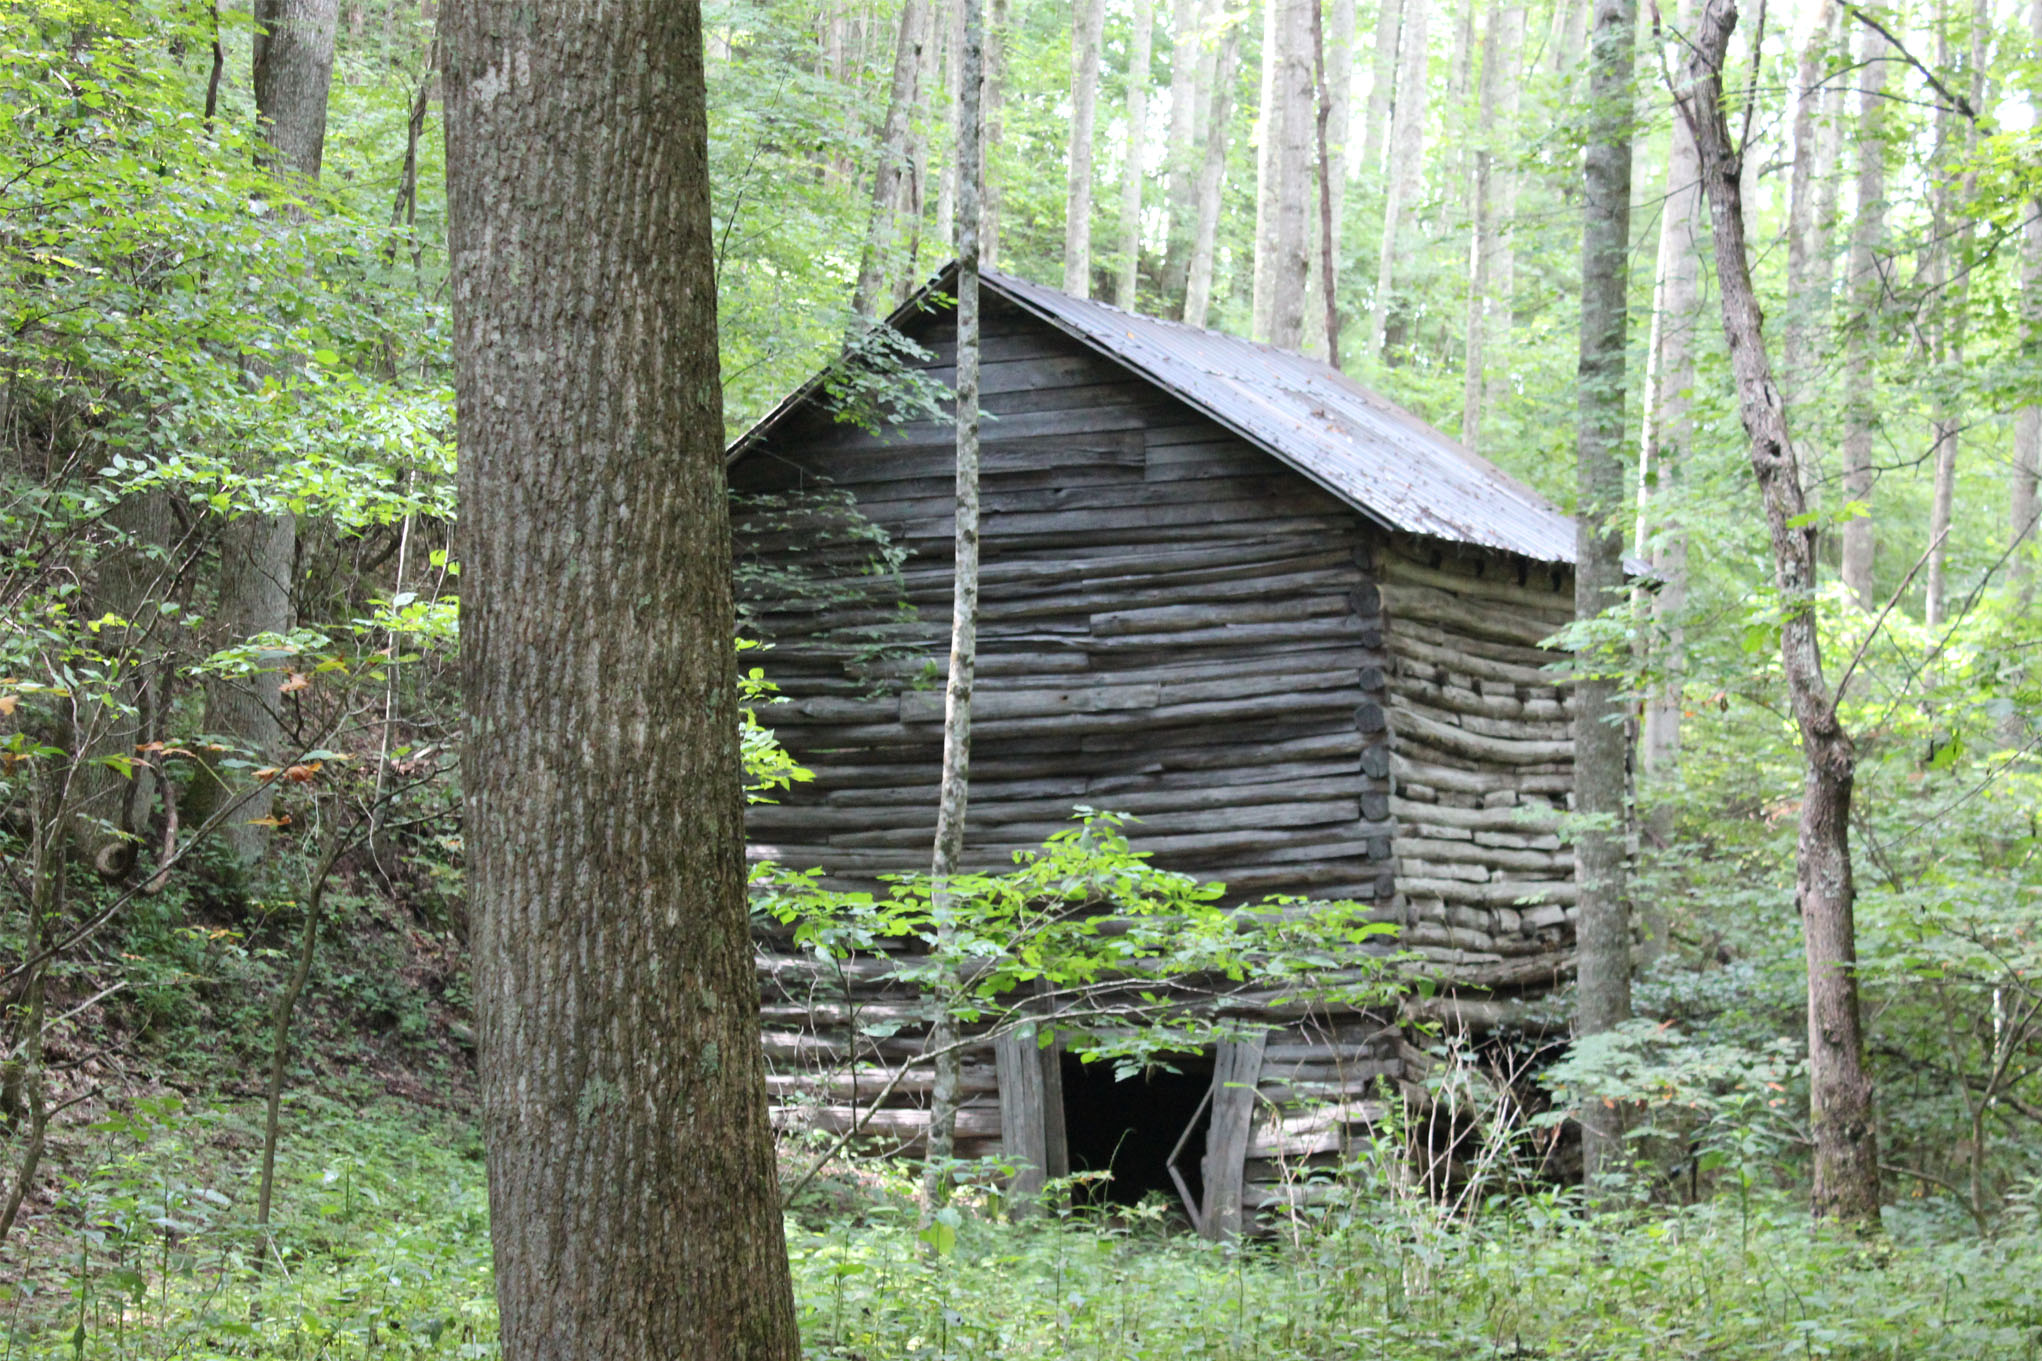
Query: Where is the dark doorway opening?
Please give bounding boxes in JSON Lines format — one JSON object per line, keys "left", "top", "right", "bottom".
{"left": 1059, "top": 1050, "right": 1214, "bottom": 1214}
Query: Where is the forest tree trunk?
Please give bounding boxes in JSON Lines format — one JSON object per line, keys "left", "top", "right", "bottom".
{"left": 1635, "top": 0, "right": 1700, "bottom": 914}
{"left": 1065, "top": 0, "right": 1107, "bottom": 296}
{"left": 1370, "top": 0, "right": 1428, "bottom": 362}
{"left": 442, "top": 3, "right": 803, "bottom": 1353}
{"left": 1459, "top": 0, "right": 1518, "bottom": 447}
{"left": 2010, "top": 0, "right": 2042, "bottom": 601}
{"left": 1183, "top": 13, "right": 1240, "bottom": 327}
{"left": 1159, "top": 0, "right": 1207, "bottom": 306}
{"left": 1117, "top": 0, "right": 1153, "bottom": 307}
{"left": 1572, "top": 0, "right": 1636, "bottom": 1190}
{"left": 1255, "top": 0, "right": 1312, "bottom": 347}
{"left": 922, "top": 0, "right": 984, "bottom": 1216}
{"left": 1839, "top": 20, "right": 1887, "bottom": 608}
{"left": 1362, "top": 0, "right": 1404, "bottom": 185}
{"left": 1783, "top": 0, "right": 1837, "bottom": 406}
{"left": 985, "top": 0, "right": 1010, "bottom": 268}
{"left": 191, "top": 0, "right": 338, "bottom": 869}
{"left": 1675, "top": 0, "right": 1884, "bottom": 1227}
{"left": 853, "top": 0, "right": 933, "bottom": 319}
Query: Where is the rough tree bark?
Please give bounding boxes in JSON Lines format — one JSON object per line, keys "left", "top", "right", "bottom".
{"left": 1634, "top": 0, "right": 1700, "bottom": 914}
{"left": 1572, "top": 0, "right": 1636, "bottom": 1190}
{"left": 442, "top": 3, "right": 803, "bottom": 1354}
{"left": 1839, "top": 20, "right": 1887, "bottom": 608}
{"left": 853, "top": 0, "right": 933, "bottom": 319}
{"left": 1254, "top": 0, "right": 1313, "bottom": 347}
{"left": 1065, "top": 0, "right": 1107, "bottom": 297}
{"left": 1183, "top": 11, "right": 1240, "bottom": 327}
{"left": 921, "top": 0, "right": 984, "bottom": 1217}
{"left": 1370, "top": 0, "right": 1428, "bottom": 362}
{"left": 192, "top": 0, "right": 338, "bottom": 868}
{"left": 1672, "top": 0, "right": 1884, "bottom": 1227}
{"left": 1117, "top": 0, "right": 1154, "bottom": 308}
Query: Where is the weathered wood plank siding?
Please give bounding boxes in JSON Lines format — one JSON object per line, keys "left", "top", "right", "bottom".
{"left": 1379, "top": 537, "right": 1578, "bottom": 988}
{"left": 737, "top": 296, "right": 1395, "bottom": 908}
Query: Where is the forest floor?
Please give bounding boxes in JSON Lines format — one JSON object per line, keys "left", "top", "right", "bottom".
{"left": 1, "top": 1076, "right": 2037, "bottom": 1361}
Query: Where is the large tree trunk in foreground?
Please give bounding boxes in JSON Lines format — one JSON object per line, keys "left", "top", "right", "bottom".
{"left": 1675, "top": 0, "right": 1883, "bottom": 1227}
{"left": 1182, "top": 14, "right": 1239, "bottom": 328}
{"left": 921, "top": 0, "right": 984, "bottom": 1217}
{"left": 853, "top": 0, "right": 934, "bottom": 319}
{"left": 190, "top": 0, "right": 338, "bottom": 869}
{"left": 1572, "top": 0, "right": 1636, "bottom": 1192}
{"left": 1065, "top": 0, "right": 1107, "bottom": 296}
{"left": 443, "top": 4, "right": 801, "bottom": 1355}
{"left": 1839, "top": 20, "right": 1887, "bottom": 608}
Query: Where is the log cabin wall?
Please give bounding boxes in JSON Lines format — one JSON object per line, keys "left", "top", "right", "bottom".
{"left": 735, "top": 295, "right": 1404, "bottom": 1177}
{"left": 1378, "top": 536, "right": 1579, "bottom": 990}
{"left": 735, "top": 294, "right": 1397, "bottom": 905}
{"left": 734, "top": 289, "right": 1580, "bottom": 1218}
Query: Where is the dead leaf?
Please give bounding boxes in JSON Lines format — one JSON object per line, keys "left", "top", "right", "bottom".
{"left": 282, "top": 762, "right": 323, "bottom": 784}
{"left": 0, "top": 695, "right": 16, "bottom": 717}
{"left": 279, "top": 672, "right": 312, "bottom": 694}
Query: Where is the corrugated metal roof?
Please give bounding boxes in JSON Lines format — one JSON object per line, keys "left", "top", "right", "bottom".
{"left": 731, "top": 264, "right": 1581, "bottom": 565}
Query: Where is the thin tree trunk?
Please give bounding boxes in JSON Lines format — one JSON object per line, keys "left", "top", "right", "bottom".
{"left": 1550, "top": 0, "right": 1587, "bottom": 74}
{"left": 1257, "top": 0, "right": 1313, "bottom": 346}
{"left": 256, "top": 833, "right": 350, "bottom": 1232}
{"left": 1362, "top": 0, "right": 1404, "bottom": 184}
{"left": 1839, "top": 20, "right": 1887, "bottom": 608}
{"left": 985, "top": 0, "right": 1010, "bottom": 268}
{"left": 922, "top": 0, "right": 984, "bottom": 1216}
{"left": 1673, "top": 0, "right": 1884, "bottom": 1227}
{"left": 442, "top": 3, "right": 802, "bottom": 1353}
{"left": 1459, "top": 0, "right": 1515, "bottom": 445}
{"left": 1783, "top": 0, "right": 1836, "bottom": 406}
{"left": 1303, "top": 0, "right": 1356, "bottom": 355}
{"left": 2010, "top": 0, "right": 2042, "bottom": 605}
{"left": 1633, "top": 0, "right": 1700, "bottom": 956}
{"left": 1066, "top": 0, "right": 1107, "bottom": 296}
{"left": 937, "top": 0, "right": 964, "bottom": 248}
{"left": 1312, "top": 0, "right": 1342, "bottom": 366}
{"left": 1160, "top": 0, "right": 1208, "bottom": 306}
{"left": 1184, "top": 13, "right": 1240, "bottom": 327}
{"left": 1118, "top": 0, "right": 1155, "bottom": 307}
{"left": 853, "top": 0, "right": 933, "bottom": 319}
{"left": 1572, "top": 0, "right": 1636, "bottom": 1191}
{"left": 193, "top": 0, "right": 337, "bottom": 869}
{"left": 1370, "top": 0, "right": 1428, "bottom": 362}
{"left": 1924, "top": 0, "right": 1983, "bottom": 630}
{"left": 1252, "top": 0, "right": 1280, "bottom": 333}
{"left": 73, "top": 489, "right": 173, "bottom": 878}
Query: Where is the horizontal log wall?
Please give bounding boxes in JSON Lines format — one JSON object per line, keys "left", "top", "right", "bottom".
{"left": 1379, "top": 537, "right": 1578, "bottom": 985}
{"left": 735, "top": 295, "right": 1395, "bottom": 913}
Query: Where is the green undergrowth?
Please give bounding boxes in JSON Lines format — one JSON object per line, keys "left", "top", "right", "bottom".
{"left": 2, "top": 1097, "right": 2039, "bottom": 1360}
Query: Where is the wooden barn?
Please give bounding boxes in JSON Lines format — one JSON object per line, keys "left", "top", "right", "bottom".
{"left": 732, "top": 264, "right": 1582, "bottom": 1233}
